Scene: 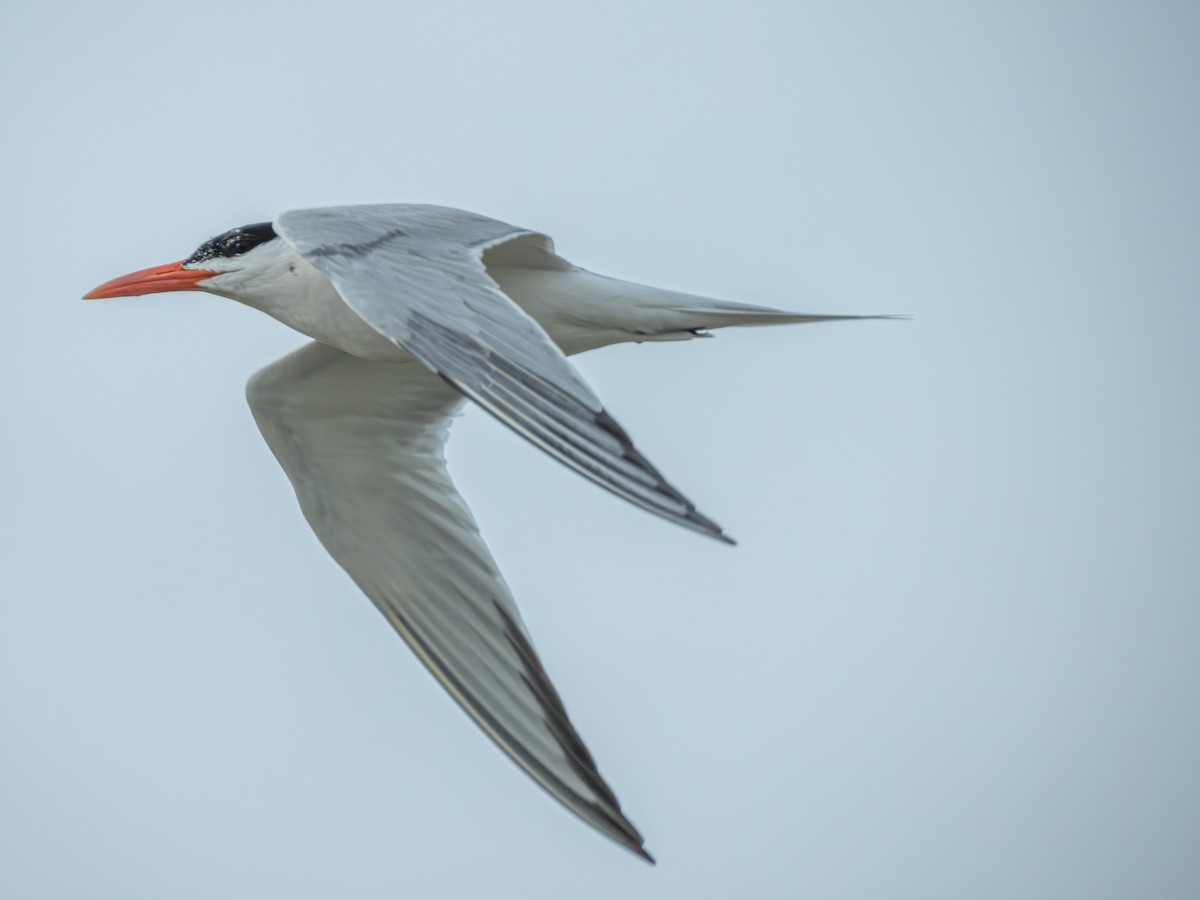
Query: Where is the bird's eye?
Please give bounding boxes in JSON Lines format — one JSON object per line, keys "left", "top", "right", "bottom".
{"left": 224, "top": 235, "right": 254, "bottom": 254}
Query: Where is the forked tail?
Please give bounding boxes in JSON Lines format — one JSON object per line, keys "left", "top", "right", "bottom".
{"left": 605, "top": 276, "right": 904, "bottom": 342}
{"left": 488, "top": 266, "right": 904, "bottom": 351}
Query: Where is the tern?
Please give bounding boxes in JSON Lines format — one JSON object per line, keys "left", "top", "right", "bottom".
{"left": 86, "top": 204, "right": 887, "bottom": 861}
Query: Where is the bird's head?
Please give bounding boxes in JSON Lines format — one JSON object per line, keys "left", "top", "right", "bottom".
{"left": 83, "top": 221, "right": 288, "bottom": 302}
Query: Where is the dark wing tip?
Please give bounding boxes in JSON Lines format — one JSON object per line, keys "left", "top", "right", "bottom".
{"left": 591, "top": 409, "right": 734, "bottom": 543}
{"left": 681, "top": 505, "right": 735, "bottom": 545}
{"left": 490, "top": 600, "right": 654, "bottom": 860}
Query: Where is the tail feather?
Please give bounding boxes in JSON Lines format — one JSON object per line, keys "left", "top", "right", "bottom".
{"left": 619, "top": 280, "right": 903, "bottom": 338}
{"left": 668, "top": 302, "right": 901, "bottom": 330}
{"left": 488, "top": 266, "right": 903, "bottom": 353}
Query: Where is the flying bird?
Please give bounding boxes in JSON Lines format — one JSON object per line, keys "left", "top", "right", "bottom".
{"left": 85, "top": 204, "right": 887, "bottom": 861}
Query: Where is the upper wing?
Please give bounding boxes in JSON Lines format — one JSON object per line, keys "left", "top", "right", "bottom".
{"left": 246, "top": 341, "right": 653, "bottom": 861}
{"left": 274, "top": 204, "right": 732, "bottom": 544}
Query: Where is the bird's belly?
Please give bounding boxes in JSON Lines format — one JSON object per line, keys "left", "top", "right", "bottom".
{"left": 251, "top": 263, "right": 630, "bottom": 363}
{"left": 291, "top": 306, "right": 413, "bottom": 362}
{"left": 255, "top": 286, "right": 417, "bottom": 362}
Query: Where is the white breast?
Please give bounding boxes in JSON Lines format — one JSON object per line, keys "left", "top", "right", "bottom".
{"left": 211, "top": 240, "right": 414, "bottom": 362}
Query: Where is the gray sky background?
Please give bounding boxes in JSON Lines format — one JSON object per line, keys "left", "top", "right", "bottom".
{"left": 2, "top": 2, "right": 1198, "bottom": 898}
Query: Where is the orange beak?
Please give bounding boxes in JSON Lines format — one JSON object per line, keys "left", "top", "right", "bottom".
{"left": 83, "top": 260, "right": 215, "bottom": 299}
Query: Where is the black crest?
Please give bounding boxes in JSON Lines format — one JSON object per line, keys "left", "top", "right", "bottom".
{"left": 185, "top": 222, "right": 277, "bottom": 265}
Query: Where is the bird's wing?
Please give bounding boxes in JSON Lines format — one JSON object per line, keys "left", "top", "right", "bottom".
{"left": 246, "top": 341, "right": 654, "bottom": 861}
{"left": 274, "top": 204, "right": 731, "bottom": 544}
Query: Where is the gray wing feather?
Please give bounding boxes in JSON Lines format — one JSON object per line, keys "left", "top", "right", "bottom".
{"left": 275, "top": 204, "right": 731, "bottom": 543}
{"left": 246, "top": 341, "right": 653, "bottom": 861}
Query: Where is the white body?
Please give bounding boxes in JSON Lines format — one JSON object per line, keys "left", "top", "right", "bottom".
{"left": 204, "top": 239, "right": 404, "bottom": 359}
{"left": 106, "top": 203, "right": 885, "bottom": 861}
{"left": 202, "top": 223, "right": 845, "bottom": 360}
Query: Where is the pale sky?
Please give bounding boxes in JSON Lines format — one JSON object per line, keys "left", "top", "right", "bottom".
{"left": 3, "top": 2, "right": 1198, "bottom": 898}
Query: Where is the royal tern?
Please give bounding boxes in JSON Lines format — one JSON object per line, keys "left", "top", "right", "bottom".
{"left": 85, "top": 204, "right": 887, "bottom": 861}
